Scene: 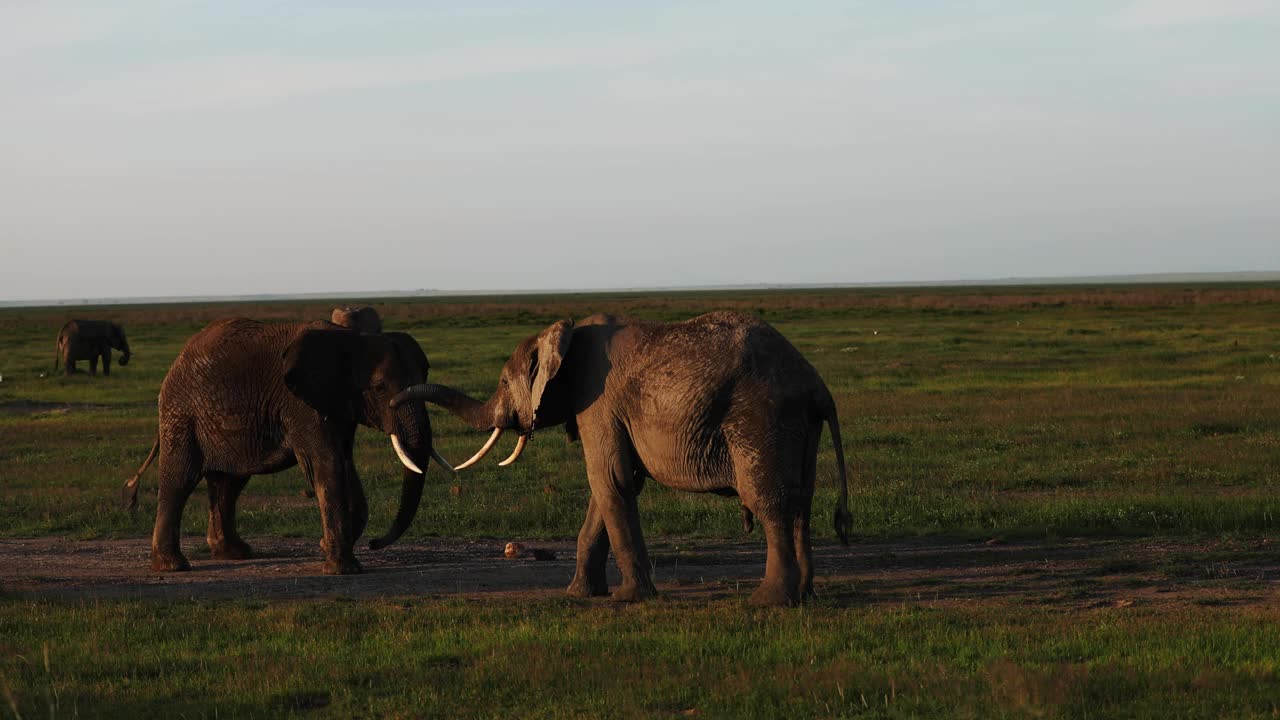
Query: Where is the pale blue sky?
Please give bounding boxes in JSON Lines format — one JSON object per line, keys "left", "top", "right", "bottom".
{"left": 2, "top": 1, "right": 1277, "bottom": 300}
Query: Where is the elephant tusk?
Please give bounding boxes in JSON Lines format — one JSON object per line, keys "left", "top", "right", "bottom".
{"left": 454, "top": 427, "right": 503, "bottom": 471}
{"left": 430, "top": 447, "right": 455, "bottom": 473}
{"left": 390, "top": 433, "right": 424, "bottom": 475}
{"left": 497, "top": 433, "right": 529, "bottom": 467}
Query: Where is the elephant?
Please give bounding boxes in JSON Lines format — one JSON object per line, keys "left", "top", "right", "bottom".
{"left": 331, "top": 306, "right": 383, "bottom": 334}
{"left": 121, "top": 318, "right": 453, "bottom": 575}
{"left": 55, "top": 320, "right": 131, "bottom": 376}
{"left": 394, "top": 311, "right": 852, "bottom": 607}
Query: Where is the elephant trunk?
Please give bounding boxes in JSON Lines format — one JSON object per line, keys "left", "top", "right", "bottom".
{"left": 393, "top": 383, "right": 496, "bottom": 431}
{"left": 117, "top": 336, "right": 132, "bottom": 366}
{"left": 369, "top": 402, "right": 435, "bottom": 550}
{"left": 369, "top": 467, "right": 425, "bottom": 550}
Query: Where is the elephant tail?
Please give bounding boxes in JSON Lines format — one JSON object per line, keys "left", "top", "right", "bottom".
{"left": 823, "top": 397, "right": 853, "bottom": 546}
{"left": 122, "top": 436, "right": 159, "bottom": 511}
{"left": 54, "top": 331, "right": 64, "bottom": 372}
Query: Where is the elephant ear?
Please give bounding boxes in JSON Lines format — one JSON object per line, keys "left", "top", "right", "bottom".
{"left": 530, "top": 319, "right": 574, "bottom": 419}
{"left": 282, "top": 329, "right": 370, "bottom": 420}
{"left": 385, "top": 332, "right": 430, "bottom": 381}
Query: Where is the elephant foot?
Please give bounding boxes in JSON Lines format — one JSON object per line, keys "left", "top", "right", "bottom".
{"left": 209, "top": 538, "right": 253, "bottom": 560}
{"left": 799, "top": 583, "right": 816, "bottom": 603}
{"left": 610, "top": 582, "right": 657, "bottom": 603}
{"left": 565, "top": 574, "right": 610, "bottom": 598}
{"left": 323, "top": 556, "right": 363, "bottom": 575}
{"left": 151, "top": 550, "right": 191, "bottom": 572}
{"left": 749, "top": 581, "right": 798, "bottom": 608}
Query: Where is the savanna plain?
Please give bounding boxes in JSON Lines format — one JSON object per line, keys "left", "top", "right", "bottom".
{"left": 2, "top": 285, "right": 1280, "bottom": 718}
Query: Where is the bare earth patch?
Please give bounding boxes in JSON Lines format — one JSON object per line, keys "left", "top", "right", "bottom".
{"left": 0, "top": 400, "right": 116, "bottom": 416}
{"left": 2, "top": 535, "right": 1277, "bottom": 608}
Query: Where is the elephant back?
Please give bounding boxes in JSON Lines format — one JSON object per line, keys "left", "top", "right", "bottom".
{"left": 159, "top": 319, "right": 299, "bottom": 409}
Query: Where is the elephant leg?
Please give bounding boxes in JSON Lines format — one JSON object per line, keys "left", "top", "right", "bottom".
{"left": 206, "top": 472, "right": 251, "bottom": 560}
{"left": 88, "top": 355, "right": 99, "bottom": 376}
{"left": 751, "top": 514, "right": 801, "bottom": 607}
{"left": 101, "top": 351, "right": 111, "bottom": 377}
{"left": 794, "top": 423, "right": 820, "bottom": 600}
{"left": 582, "top": 434, "right": 654, "bottom": 602}
{"left": 566, "top": 496, "right": 611, "bottom": 598}
{"left": 732, "top": 417, "right": 805, "bottom": 606}
{"left": 299, "top": 451, "right": 362, "bottom": 575}
{"left": 793, "top": 503, "right": 814, "bottom": 601}
{"left": 150, "top": 435, "right": 202, "bottom": 572}
{"left": 598, "top": 490, "right": 654, "bottom": 602}
{"left": 345, "top": 457, "right": 368, "bottom": 543}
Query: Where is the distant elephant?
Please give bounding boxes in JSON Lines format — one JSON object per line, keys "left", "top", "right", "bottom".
{"left": 395, "top": 311, "right": 852, "bottom": 607}
{"left": 55, "top": 320, "right": 131, "bottom": 376}
{"left": 121, "top": 318, "right": 452, "bottom": 574}
{"left": 331, "top": 306, "right": 383, "bottom": 334}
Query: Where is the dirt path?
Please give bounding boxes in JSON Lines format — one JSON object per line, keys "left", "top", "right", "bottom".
{"left": 0, "top": 400, "right": 121, "bottom": 415}
{"left": 2, "top": 535, "right": 1277, "bottom": 608}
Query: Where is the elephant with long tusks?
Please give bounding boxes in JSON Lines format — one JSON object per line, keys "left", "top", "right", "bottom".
{"left": 123, "top": 318, "right": 451, "bottom": 575}
{"left": 397, "top": 311, "right": 853, "bottom": 607}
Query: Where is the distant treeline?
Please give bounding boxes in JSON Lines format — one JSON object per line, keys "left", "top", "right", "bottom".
{"left": 3, "top": 284, "right": 1280, "bottom": 333}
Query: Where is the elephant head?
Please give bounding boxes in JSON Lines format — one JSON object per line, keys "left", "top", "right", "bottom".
{"left": 111, "top": 324, "right": 132, "bottom": 365}
{"left": 282, "top": 328, "right": 451, "bottom": 548}
{"left": 331, "top": 306, "right": 383, "bottom": 334}
{"left": 393, "top": 320, "right": 575, "bottom": 469}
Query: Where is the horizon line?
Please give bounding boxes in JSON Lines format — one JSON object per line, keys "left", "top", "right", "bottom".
{"left": 3, "top": 270, "right": 1280, "bottom": 309}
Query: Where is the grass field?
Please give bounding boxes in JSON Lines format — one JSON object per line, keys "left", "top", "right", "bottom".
{"left": 2, "top": 284, "right": 1280, "bottom": 718}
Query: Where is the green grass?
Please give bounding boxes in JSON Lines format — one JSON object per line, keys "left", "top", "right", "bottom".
{"left": 3, "top": 597, "right": 1280, "bottom": 719}
{"left": 3, "top": 285, "right": 1279, "bottom": 542}
{"left": 4, "top": 284, "right": 1280, "bottom": 718}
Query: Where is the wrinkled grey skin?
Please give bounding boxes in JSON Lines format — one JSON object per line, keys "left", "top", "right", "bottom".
{"left": 332, "top": 306, "right": 383, "bottom": 334}
{"left": 55, "top": 320, "right": 131, "bottom": 376}
{"left": 398, "top": 311, "right": 852, "bottom": 607}
{"left": 122, "top": 319, "right": 438, "bottom": 575}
